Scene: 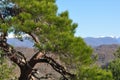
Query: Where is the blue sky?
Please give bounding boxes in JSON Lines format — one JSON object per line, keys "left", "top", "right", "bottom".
{"left": 56, "top": 0, "right": 120, "bottom": 37}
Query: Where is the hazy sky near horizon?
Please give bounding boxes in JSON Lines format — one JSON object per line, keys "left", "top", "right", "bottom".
{"left": 56, "top": 0, "right": 120, "bottom": 37}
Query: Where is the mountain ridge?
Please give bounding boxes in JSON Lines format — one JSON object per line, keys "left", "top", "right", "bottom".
{"left": 84, "top": 36, "right": 120, "bottom": 47}
{"left": 7, "top": 36, "right": 120, "bottom": 48}
{"left": 7, "top": 38, "right": 34, "bottom": 48}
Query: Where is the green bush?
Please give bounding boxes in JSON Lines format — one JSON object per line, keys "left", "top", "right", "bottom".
{"left": 76, "top": 66, "right": 113, "bottom": 80}
{"left": 0, "top": 51, "right": 15, "bottom": 80}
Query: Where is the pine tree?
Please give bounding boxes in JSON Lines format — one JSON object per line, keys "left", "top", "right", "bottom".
{"left": 0, "top": 0, "right": 92, "bottom": 80}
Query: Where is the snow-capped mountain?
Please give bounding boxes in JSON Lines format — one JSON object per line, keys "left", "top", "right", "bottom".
{"left": 84, "top": 36, "right": 120, "bottom": 47}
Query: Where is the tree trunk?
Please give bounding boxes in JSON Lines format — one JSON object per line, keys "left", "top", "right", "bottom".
{"left": 19, "top": 65, "right": 33, "bottom": 80}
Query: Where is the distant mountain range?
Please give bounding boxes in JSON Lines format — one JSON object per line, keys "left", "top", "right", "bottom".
{"left": 7, "top": 36, "right": 120, "bottom": 48}
{"left": 84, "top": 37, "right": 120, "bottom": 47}
{"left": 7, "top": 37, "right": 120, "bottom": 66}
{"left": 7, "top": 38, "right": 34, "bottom": 48}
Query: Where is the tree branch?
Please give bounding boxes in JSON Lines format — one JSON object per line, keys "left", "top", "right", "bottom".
{"left": 0, "top": 34, "right": 26, "bottom": 68}
{"left": 29, "top": 32, "right": 40, "bottom": 44}
{"left": 42, "top": 55, "right": 75, "bottom": 79}
{"left": 28, "top": 51, "right": 75, "bottom": 80}
{"left": 27, "top": 51, "right": 44, "bottom": 69}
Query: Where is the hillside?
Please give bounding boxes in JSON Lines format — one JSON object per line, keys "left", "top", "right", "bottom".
{"left": 93, "top": 44, "right": 120, "bottom": 66}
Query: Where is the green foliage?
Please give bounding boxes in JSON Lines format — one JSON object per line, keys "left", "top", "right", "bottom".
{"left": 76, "top": 66, "right": 113, "bottom": 80}
{"left": 108, "top": 47, "right": 120, "bottom": 80}
{"left": 108, "top": 59, "right": 120, "bottom": 80}
{"left": 0, "top": 51, "right": 14, "bottom": 80}
{"left": 0, "top": 23, "right": 9, "bottom": 33}
{"left": 1, "top": 0, "right": 94, "bottom": 79}
{"left": 114, "top": 47, "right": 120, "bottom": 58}
{"left": 6, "top": 0, "right": 93, "bottom": 66}
{"left": 0, "top": 64, "right": 12, "bottom": 80}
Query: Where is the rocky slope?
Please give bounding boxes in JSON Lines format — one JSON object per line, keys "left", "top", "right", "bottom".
{"left": 93, "top": 44, "right": 120, "bottom": 66}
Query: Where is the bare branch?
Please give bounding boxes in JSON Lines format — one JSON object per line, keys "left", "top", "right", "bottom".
{"left": 29, "top": 32, "right": 40, "bottom": 44}
{"left": 42, "top": 55, "right": 75, "bottom": 79}
{"left": 27, "top": 51, "right": 44, "bottom": 69}
{"left": 28, "top": 51, "right": 75, "bottom": 80}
